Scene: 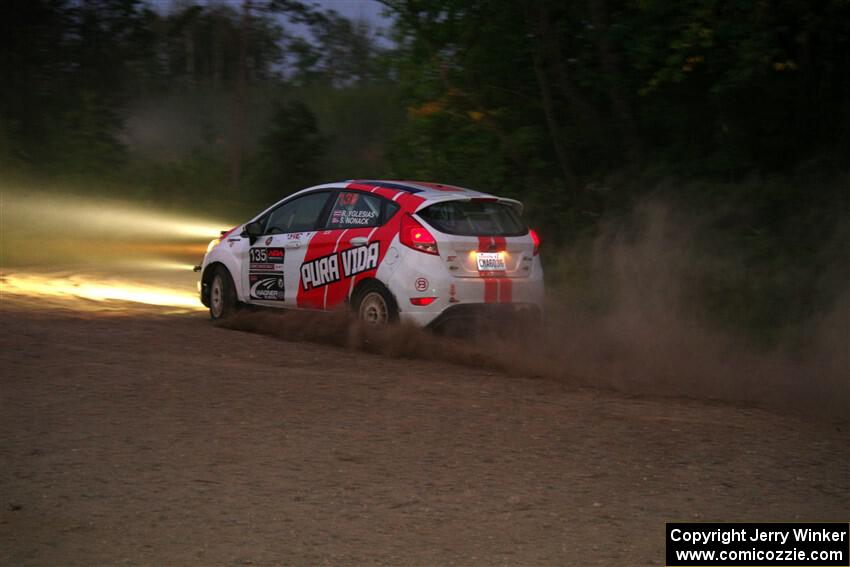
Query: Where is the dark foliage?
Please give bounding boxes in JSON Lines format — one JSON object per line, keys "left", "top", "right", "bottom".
{"left": 1, "top": 0, "right": 847, "bottom": 341}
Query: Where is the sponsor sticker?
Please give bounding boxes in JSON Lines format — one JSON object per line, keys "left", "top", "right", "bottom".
{"left": 300, "top": 253, "right": 340, "bottom": 291}
{"left": 415, "top": 277, "right": 429, "bottom": 292}
{"left": 301, "top": 242, "right": 380, "bottom": 291}
{"left": 249, "top": 263, "right": 284, "bottom": 272}
{"left": 249, "top": 248, "right": 285, "bottom": 271}
{"left": 340, "top": 242, "right": 380, "bottom": 278}
{"left": 249, "top": 273, "right": 285, "bottom": 301}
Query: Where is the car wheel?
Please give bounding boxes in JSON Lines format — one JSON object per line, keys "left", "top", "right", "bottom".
{"left": 209, "top": 266, "right": 238, "bottom": 320}
{"left": 353, "top": 281, "right": 398, "bottom": 325}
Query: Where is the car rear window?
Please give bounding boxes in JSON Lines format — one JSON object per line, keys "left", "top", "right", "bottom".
{"left": 417, "top": 200, "right": 527, "bottom": 236}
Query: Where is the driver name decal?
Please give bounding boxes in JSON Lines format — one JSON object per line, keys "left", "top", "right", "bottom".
{"left": 330, "top": 209, "right": 378, "bottom": 225}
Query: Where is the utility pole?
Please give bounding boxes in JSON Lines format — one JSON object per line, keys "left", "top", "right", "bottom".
{"left": 229, "top": 0, "right": 251, "bottom": 193}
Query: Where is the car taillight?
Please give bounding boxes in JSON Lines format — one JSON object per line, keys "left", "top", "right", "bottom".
{"left": 529, "top": 228, "right": 541, "bottom": 256}
{"left": 410, "top": 297, "right": 436, "bottom": 306}
{"left": 400, "top": 214, "right": 439, "bottom": 255}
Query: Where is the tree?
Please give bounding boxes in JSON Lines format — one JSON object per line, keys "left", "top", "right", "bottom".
{"left": 0, "top": 0, "right": 155, "bottom": 171}
{"left": 251, "top": 100, "right": 327, "bottom": 201}
{"left": 284, "top": 10, "right": 388, "bottom": 87}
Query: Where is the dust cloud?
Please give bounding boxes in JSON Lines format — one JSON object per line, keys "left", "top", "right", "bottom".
{"left": 536, "top": 204, "right": 850, "bottom": 418}
{"left": 222, "top": 203, "right": 850, "bottom": 420}
{"left": 3, "top": 184, "right": 845, "bottom": 418}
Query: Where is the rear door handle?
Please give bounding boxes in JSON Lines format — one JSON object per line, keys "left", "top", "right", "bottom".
{"left": 285, "top": 241, "right": 301, "bottom": 249}
{"left": 350, "top": 236, "right": 369, "bottom": 247}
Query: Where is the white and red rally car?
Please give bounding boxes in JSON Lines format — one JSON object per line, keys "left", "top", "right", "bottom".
{"left": 198, "top": 180, "right": 543, "bottom": 328}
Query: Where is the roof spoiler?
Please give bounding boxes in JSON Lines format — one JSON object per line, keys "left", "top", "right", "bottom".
{"left": 459, "top": 196, "right": 524, "bottom": 214}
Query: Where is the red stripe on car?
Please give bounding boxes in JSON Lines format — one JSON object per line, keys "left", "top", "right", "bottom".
{"left": 403, "top": 180, "right": 466, "bottom": 192}
{"left": 321, "top": 228, "right": 353, "bottom": 309}
{"left": 484, "top": 279, "right": 499, "bottom": 303}
{"left": 296, "top": 230, "right": 339, "bottom": 309}
{"left": 498, "top": 278, "right": 513, "bottom": 303}
{"left": 371, "top": 187, "right": 400, "bottom": 201}
{"left": 345, "top": 192, "right": 425, "bottom": 301}
{"left": 477, "top": 236, "right": 510, "bottom": 303}
{"left": 345, "top": 182, "right": 377, "bottom": 192}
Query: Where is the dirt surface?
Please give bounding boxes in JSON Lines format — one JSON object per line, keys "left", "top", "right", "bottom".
{"left": 1, "top": 298, "right": 848, "bottom": 566}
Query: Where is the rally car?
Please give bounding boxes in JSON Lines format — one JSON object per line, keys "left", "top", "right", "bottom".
{"left": 198, "top": 180, "right": 544, "bottom": 328}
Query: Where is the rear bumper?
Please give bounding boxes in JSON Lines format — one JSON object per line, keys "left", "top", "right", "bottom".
{"left": 389, "top": 265, "right": 544, "bottom": 328}
{"left": 424, "top": 302, "right": 542, "bottom": 331}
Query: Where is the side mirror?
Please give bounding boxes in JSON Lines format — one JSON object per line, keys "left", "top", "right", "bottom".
{"left": 241, "top": 220, "right": 264, "bottom": 244}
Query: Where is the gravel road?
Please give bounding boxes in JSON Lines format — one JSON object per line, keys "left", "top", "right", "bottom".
{"left": 1, "top": 299, "right": 848, "bottom": 566}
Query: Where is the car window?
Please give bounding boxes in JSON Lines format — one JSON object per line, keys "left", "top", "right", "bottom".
{"left": 383, "top": 201, "right": 400, "bottom": 224}
{"left": 264, "top": 191, "right": 330, "bottom": 234}
{"left": 325, "top": 191, "right": 383, "bottom": 229}
{"left": 418, "top": 200, "right": 527, "bottom": 236}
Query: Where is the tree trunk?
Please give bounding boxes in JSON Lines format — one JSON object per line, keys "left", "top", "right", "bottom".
{"left": 589, "top": 0, "right": 641, "bottom": 164}
{"left": 184, "top": 29, "right": 195, "bottom": 87}
{"left": 550, "top": 32, "right": 605, "bottom": 148}
{"left": 528, "top": 4, "right": 579, "bottom": 192}
{"left": 229, "top": 0, "right": 251, "bottom": 193}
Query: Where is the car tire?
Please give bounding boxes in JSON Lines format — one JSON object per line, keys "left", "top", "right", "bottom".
{"left": 209, "top": 266, "right": 238, "bottom": 320}
{"left": 352, "top": 280, "right": 399, "bottom": 325}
